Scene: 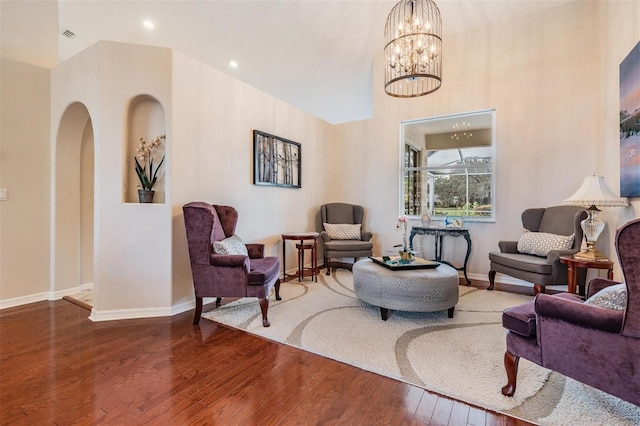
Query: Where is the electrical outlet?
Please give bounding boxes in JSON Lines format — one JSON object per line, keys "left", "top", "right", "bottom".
{"left": 0, "top": 189, "right": 7, "bottom": 201}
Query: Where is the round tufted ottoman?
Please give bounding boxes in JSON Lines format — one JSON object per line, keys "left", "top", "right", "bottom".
{"left": 353, "top": 258, "right": 459, "bottom": 320}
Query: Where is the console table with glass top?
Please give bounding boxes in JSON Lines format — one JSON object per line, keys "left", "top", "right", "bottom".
{"left": 409, "top": 226, "right": 472, "bottom": 285}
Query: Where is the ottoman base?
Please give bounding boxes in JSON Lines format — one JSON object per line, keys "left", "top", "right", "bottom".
{"left": 353, "top": 258, "right": 460, "bottom": 321}
{"left": 379, "top": 305, "right": 455, "bottom": 321}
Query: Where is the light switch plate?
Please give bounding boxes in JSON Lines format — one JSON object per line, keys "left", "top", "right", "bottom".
{"left": 0, "top": 189, "right": 7, "bottom": 201}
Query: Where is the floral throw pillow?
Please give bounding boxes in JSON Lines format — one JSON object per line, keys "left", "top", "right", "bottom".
{"left": 584, "top": 283, "right": 627, "bottom": 311}
{"left": 213, "top": 234, "right": 248, "bottom": 256}
{"left": 323, "top": 223, "right": 361, "bottom": 240}
{"left": 517, "top": 229, "right": 574, "bottom": 257}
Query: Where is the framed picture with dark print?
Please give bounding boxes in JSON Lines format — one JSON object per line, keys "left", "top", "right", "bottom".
{"left": 253, "top": 130, "right": 301, "bottom": 188}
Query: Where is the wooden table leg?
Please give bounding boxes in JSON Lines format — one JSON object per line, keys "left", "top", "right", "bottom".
{"left": 607, "top": 268, "right": 613, "bottom": 280}
{"left": 312, "top": 239, "right": 317, "bottom": 282}
{"left": 567, "top": 264, "right": 577, "bottom": 294}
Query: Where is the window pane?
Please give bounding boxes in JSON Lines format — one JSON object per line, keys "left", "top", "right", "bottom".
{"left": 401, "top": 110, "right": 495, "bottom": 220}
{"left": 403, "top": 145, "right": 423, "bottom": 215}
{"left": 427, "top": 147, "right": 492, "bottom": 167}
{"left": 468, "top": 174, "right": 492, "bottom": 216}
{"left": 427, "top": 149, "right": 461, "bottom": 167}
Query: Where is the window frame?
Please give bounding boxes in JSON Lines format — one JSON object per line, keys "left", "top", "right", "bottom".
{"left": 399, "top": 109, "right": 496, "bottom": 223}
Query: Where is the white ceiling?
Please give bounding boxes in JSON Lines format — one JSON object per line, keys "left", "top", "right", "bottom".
{"left": 0, "top": 0, "right": 573, "bottom": 124}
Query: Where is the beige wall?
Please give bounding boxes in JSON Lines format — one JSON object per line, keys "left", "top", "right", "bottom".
{"left": 0, "top": 58, "right": 51, "bottom": 304}
{"left": 170, "top": 51, "right": 337, "bottom": 308}
{"left": 1, "top": 0, "right": 639, "bottom": 310}
{"left": 336, "top": 0, "right": 640, "bottom": 283}
{"left": 601, "top": 0, "right": 640, "bottom": 255}
{"left": 47, "top": 41, "right": 337, "bottom": 318}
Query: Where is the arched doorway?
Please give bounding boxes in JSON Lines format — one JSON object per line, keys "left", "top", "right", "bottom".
{"left": 53, "top": 102, "right": 95, "bottom": 306}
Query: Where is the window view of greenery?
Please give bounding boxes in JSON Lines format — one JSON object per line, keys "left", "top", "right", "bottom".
{"left": 401, "top": 111, "right": 494, "bottom": 220}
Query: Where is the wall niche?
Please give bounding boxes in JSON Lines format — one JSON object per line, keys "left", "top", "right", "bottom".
{"left": 124, "top": 95, "right": 166, "bottom": 204}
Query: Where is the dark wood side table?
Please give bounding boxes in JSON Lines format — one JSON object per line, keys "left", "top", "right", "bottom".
{"left": 559, "top": 255, "right": 614, "bottom": 295}
{"left": 409, "top": 226, "right": 472, "bottom": 285}
{"left": 282, "top": 232, "right": 319, "bottom": 282}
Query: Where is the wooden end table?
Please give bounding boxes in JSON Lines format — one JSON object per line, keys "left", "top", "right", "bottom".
{"left": 559, "top": 255, "right": 614, "bottom": 296}
{"left": 281, "top": 232, "right": 319, "bottom": 282}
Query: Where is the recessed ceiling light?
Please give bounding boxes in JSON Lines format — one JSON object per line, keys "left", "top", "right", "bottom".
{"left": 143, "top": 20, "right": 155, "bottom": 30}
{"left": 229, "top": 60, "right": 238, "bottom": 68}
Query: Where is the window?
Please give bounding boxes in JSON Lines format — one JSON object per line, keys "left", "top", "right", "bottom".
{"left": 403, "top": 144, "right": 421, "bottom": 215}
{"left": 400, "top": 110, "right": 495, "bottom": 221}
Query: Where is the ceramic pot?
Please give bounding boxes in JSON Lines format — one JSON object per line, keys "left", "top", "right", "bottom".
{"left": 138, "top": 189, "right": 155, "bottom": 203}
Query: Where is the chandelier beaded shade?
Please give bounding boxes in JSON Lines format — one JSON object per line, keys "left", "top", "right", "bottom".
{"left": 384, "top": 0, "right": 442, "bottom": 97}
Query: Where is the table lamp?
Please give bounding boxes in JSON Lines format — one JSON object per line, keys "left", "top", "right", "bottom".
{"left": 563, "top": 175, "right": 628, "bottom": 261}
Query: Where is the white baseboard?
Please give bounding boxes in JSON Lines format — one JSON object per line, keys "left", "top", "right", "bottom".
{"left": 0, "top": 291, "right": 50, "bottom": 309}
{"left": 0, "top": 283, "right": 93, "bottom": 310}
{"left": 89, "top": 299, "right": 196, "bottom": 321}
{"left": 171, "top": 299, "right": 195, "bottom": 315}
{"left": 89, "top": 306, "right": 173, "bottom": 321}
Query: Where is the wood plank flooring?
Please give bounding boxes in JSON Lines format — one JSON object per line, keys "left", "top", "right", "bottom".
{"left": 0, "top": 299, "right": 534, "bottom": 425}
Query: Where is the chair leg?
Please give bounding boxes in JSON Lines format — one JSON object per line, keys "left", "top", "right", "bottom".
{"left": 274, "top": 279, "right": 282, "bottom": 301}
{"left": 533, "top": 284, "right": 545, "bottom": 295}
{"left": 325, "top": 257, "right": 331, "bottom": 275}
{"left": 488, "top": 270, "right": 496, "bottom": 290}
{"left": 193, "top": 297, "right": 203, "bottom": 325}
{"left": 215, "top": 297, "right": 222, "bottom": 307}
{"left": 259, "top": 297, "right": 270, "bottom": 327}
{"left": 502, "top": 350, "right": 520, "bottom": 396}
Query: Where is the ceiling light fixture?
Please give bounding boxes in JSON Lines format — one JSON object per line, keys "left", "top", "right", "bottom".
{"left": 384, "top": 0, "right": 442, "bottom": 98}
{"left": 143, "top": 20, "right": 155, "bottom": 30}
{"left": 229, "top": 60, "right": 238, "bottom": 69}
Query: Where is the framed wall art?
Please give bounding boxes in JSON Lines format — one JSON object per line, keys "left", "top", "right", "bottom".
{"left": 253, "top": 130, "right": 301, "bottom": 188}
{"left": 620, "top": 40, "right": 640, "bottom": 197}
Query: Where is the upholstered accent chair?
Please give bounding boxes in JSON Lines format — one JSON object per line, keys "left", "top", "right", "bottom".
{"left": 320, "top": 203, "right": 373, "bottom": 275}
{"left": 488, "top": 206, "right": 587, "bottom": 294}
{"left": 500, "top": 218, "right": 640, "bottom": 406}
{"left": 183, "top": 202, "right": 281, "bottom": 327}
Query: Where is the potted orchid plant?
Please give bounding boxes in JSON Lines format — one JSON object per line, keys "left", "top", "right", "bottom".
{"left": 395, "top": 215, "right": 414, "bottom": 263}
{"left": 134, "top": 134, "right": 165, "bottom": 203}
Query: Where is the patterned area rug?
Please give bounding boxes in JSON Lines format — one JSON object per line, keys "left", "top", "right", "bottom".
{"left": 202, "top": 269, "right": 640, "bottom": 425}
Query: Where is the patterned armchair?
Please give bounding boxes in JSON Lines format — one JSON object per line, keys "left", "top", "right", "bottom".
{"left": 488, "top": 206, "right": 587, "bottom": 294}
{"left": 320, "top": 203, "right": 373, "bottom": 275}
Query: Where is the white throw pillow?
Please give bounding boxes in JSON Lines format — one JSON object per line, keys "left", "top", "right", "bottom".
{"left": 517, "top": 229, "right": 574, "bottom": 257}
{"left": 584, "top": 283, "right": 627, "bottom": 311}
{"left": 213, "top": 234, "right": 248, "bottom": 256}
{"left": 323, "top": 223, "right": 361, "bottom": 240}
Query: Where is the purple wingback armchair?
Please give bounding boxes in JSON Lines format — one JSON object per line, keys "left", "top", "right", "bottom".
{"left": 183, "top": 202, "right": 281, "bottom": 327}
{"left": 500, "top": 218, "right": 640, "bottom": 406}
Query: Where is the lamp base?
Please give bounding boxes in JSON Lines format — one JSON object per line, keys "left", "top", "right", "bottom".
{"left": 573, "top": 249, "right": 609, "bottom": 262}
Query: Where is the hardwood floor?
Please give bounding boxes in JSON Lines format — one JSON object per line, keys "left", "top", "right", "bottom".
{"left": 0, "top": 299, "right": 534, "bottom": 425}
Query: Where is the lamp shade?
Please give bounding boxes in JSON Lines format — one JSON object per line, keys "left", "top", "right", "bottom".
{"left": 563, "top": 175, "right": 629, "bottom": 207}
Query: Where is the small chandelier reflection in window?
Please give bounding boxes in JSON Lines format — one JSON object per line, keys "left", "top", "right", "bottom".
{"left": 384, "top": 0, "right": 442, "bottom": 98}
{"left": 451, "top": 122, "right": 472, "bottom": 140}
